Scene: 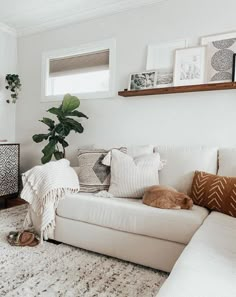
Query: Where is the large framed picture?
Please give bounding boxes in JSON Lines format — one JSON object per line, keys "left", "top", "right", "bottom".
{"left": 128, "top": 71, "right": 156, "bottom": 90}
{"left": 173, "top": 46, "right": 206, "bottom": 86}
{"left": 146, "top": 39, "right": 188, "bottom": 70}
{"left": 146, "top": 39, "right": 188, "bottom": 87}
{"left": 201, "top": 32, "right": 236, "bottom": 83}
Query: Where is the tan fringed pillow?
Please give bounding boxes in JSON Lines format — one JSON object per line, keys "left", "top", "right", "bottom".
{"left": 77, "top": 147, "right": 127, "bottom": 193}
{"left": 190, "top": 171, "right": 236, "bottom": 218}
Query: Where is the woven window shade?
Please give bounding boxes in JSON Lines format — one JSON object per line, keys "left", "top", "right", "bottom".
{"left": 49, "top": 50, "right": 109, "bottom": 77}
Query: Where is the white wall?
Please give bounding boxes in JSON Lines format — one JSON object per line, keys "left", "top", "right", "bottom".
{"left": 17, "top": 0, "right": 236, "bottom": 171}
{"left": 0, "top": 28, "right": 17, "bottom": 142}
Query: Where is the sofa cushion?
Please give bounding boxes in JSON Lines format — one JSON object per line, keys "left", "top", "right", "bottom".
{"left": 191, "top": 171, "right": 236, "bottom": 218}
{"left": 56, "top": 193, "right": 209, "bottom": 245}
{"left": 77, "top": 148, "right": 126, "bottom": 193}
{"left": 127, "top": 144, "right": 154, "bottom": 157}
{"left": 154, "top": 146, "right": 218, "bottom": 194}
{"left": 77, "top": 149, "right": 110, "bottom": 193}
{"left": 108, "top": 150, "right": 162, "bottom": 198}
{"left": 218, "top": 148, "right": 236, "bottom": 176}
{"left": 157, "top": 211, "right": 236, "bottom": 297}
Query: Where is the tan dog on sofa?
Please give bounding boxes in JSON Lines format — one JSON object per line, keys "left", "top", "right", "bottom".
{"left": 143, "top": 185, "right": 193, "bottom": 210}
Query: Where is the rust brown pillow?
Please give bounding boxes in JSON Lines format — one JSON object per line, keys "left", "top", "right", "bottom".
{"left": 190, "top": 171, "right": 236, "bottom": 218}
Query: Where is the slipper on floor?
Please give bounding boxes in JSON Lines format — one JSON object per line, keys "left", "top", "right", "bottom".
{"left": 28, "top": 234, "right": 40, "bottom": 247}
{"left": 7, "top": 230, "right": 39, "bottom": 247}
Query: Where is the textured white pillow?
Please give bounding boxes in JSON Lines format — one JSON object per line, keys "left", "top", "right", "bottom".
{"left": 108, "top": 150, "right": 161, "bottom": 198}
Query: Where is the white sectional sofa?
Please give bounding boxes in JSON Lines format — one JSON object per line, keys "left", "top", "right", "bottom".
{"left": 31, "top": 146, "right": 236, "bottom": 296}
{"left": 50, "top": 146, "right": 218, "bottom": 273}
{"left": 157, "top": 148, "right": 236, "bottom": 297}
{"left": 54, "top": 193, "right": 208, "bottom": 272}
{"left": 158, "top": 211, "right": 236, "bottom": 297}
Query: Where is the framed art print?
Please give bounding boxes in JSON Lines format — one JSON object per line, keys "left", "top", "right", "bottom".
{"left": 173, "top": 46, "right": 206, "bottom": 86}
{"left": 201, "top": 32, "right": 236, "bottom": 83}
{"left": 146, "top": 39, "right": 188, "bottom": 87}
{"left": 155, "top": 69, "right": 173, "bottom": 88}
{"left": 146, "top": 39, "right": 188, "bottom": 70}
{"left": 128, "top": 71, "right": 156, "bottom": 90}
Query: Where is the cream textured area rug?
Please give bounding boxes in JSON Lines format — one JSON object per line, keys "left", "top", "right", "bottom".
{"left": 0, "top": 205, "right": 168, "bottom": 297}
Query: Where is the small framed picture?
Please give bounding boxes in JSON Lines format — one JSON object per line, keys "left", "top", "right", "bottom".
{"left": 156, "top": 69, "right": 173, "bottom": 88}
{"left": 232, "top": 54, "right": 236, "bottom": 82}
{"left": 128, "top": 71, "right": 156, "bottom": 90}
{"left": 173, "top": 46, "right": 206, "bottom": 86}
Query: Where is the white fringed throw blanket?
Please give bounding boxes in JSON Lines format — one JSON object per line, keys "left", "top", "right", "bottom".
{"left": 21, "top": 159, "right": 80, "bottom": 240}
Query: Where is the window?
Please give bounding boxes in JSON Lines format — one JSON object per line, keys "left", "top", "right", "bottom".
{"left": 41, "top": 39, "right": 116, "bottom": 101}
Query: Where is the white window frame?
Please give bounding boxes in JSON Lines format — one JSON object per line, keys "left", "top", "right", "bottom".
{"left": 41, "top": 39, "right": 116, "bottom": 102}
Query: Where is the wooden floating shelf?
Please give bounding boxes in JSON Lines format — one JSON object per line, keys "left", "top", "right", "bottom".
{"left": 118, "top": 82, "right": 236, "bottom": 97}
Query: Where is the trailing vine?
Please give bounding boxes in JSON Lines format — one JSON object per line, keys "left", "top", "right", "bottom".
{"left": 5, "top": 74, "right": 21, "bottom": 103}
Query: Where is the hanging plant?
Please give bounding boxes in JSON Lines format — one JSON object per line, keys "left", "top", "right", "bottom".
{"left": 5, "top": 74, "right": 22, "bottom": 103}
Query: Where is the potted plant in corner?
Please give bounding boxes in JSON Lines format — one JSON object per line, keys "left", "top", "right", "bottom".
{"left": 33, "top": 93, "right": 88, "bottom": 164}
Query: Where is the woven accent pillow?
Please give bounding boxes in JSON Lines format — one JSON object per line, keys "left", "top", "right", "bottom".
{"left": 77, "top": 148, "right": 126, "bottom": 193}
{"left": 190, "top": 171, "right": 236, "bottom": 218}
{"left": 108, "top": 149, "right": 162, "bottom": 198}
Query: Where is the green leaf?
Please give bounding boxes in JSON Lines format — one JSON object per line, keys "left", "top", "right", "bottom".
{"left": 41, "top": 154, "right": 53, "bottom": 164}
{"left": 54, "top": 151, "right": 64, "bottom": 160}
{"left": 40, "top": 117, "right": 55, "bottom": 129}
{"left": 47, "top": 107, "right": 63, "bottom": 117}
{"left": 62, "top": 94, "right": 80, "bottom": 113}
{"left": 67, "top": 110, "right": 88, "bottom": 119}
{"left": 42, "top": 139, "right": 57, "bottom": 155}
{"left": 41, "top": 139, "right": 57, "bottom": 164}
{"left": 58, "top": 138, "right": 69, "bottom": 148}
{"left": 64, "top": 118, "right": 84, "bottom": 133}
{"left": 32, "top": 134, "right": 49, "bottom": 143}
{"left": 55, "top": 123, "right": 71, "bottom": 137}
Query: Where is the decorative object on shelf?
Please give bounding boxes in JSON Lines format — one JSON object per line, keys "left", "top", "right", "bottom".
{"left": 146, "top": 39, "right": 188, "bottom": 87}
{"left": 128, "top": 71, "right": 156, "bottom": 90}
{"left": 201, "top": 32, "right": 236, "bottom": 83}
{"left": 156, "top": 69, "right": 173, "bottom": 88}
{"left": 173, "top": 46, "right": 206, "bottom": 86}
{"left": 5, "top": 74, "right": 22, "bottom": 103}
{"left": 232, "top": 54, "right": 236, "bottom": 82}
{"left": 0, "top": 144, "right": 20, "bottom": 205}
{"left": 32, "top": 93, "right": 88, "bottom": 164}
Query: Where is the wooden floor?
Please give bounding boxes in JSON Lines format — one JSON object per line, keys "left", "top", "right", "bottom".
{"left": 7, "top": 197, "right": 26, "bottom": 208}
{"left": 0, "top": 197, "right": 26, "bottom": 210}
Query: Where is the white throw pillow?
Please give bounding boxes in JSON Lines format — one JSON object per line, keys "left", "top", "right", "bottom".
{"left": 108, "top": 149, "right": 161, "bottom": 198}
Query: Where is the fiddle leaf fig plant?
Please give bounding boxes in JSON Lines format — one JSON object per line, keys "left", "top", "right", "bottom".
{"left": 33, "top": 94, "right": 88, "bottom": 164}
{"left": 5, "top": 74, "right": 22, "bottom": 103}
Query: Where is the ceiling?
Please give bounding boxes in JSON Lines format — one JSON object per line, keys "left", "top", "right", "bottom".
{"left": 0, "top": 0, "right": 164, "bottom": 37}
